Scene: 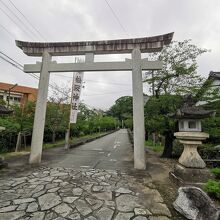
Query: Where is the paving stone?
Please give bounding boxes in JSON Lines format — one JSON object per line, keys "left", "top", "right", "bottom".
{"left": 72, "top": 187, "right": 83, "bottom": 196}
{"left": 0, "top": 201, "right": 10, "bottom": 208}
{"left": 133, "top": 216, "right": 148, "bottom": 220}
{"left": 115, "top": 187, "right": 132, "bottom": 194}
{"left": 92, "top": 185, "right": 103, "bottom": 192}
{"left": 44, "top": 211, "right": 57, "bottom": 220}
{"left": 51, "top": 172, "right": 68, "bottom": 177}
{"left": 63, "top": 196, "right": 78, "bottom": 203}
{"left": 17, "top": 203, "right": 28, "bottom": 210}
{"left": 13, "top": 198, "right": 35, "bottom": 205}
{"left": 0, "top": 205, "right": 17, "bottom": 212}
{"left": 29, "top": 211, "right": 45, "bottom": 220}
{"left": 0, "top": 211, "right": 25, "bottom": 220}
{"left": 105, "top": 200, "right": 115, "bottom": 207}
{"left": 48, "top": 187, "right": 60, "bottom": 192}
{"left": 114, "top": 212, "right": 134, "bottom": 220}
{"left": 75, "top": 199, "right": 92, "bottom": 216}
{"left": 116, "top": 194, "right": 141, "bottom": 212}
{"left": 45, "top": 183, "right": 59, "bottom": 190}
{"left": 93, "top": 191, "right": 112, "bottom": 201}
{"left": 134, "top": 208, "right": 152, "bottom": 216}
{"left": 32, "top": 190, "right": 46, "bottom": 198}
{"left": 26, "top": 202, "right": 38, "bottom": 212}
{"left": 81, "top": 184, "right": 93, "bottom": 192}
{"left": 68, "top": 212, "right": 81, "bottom": 220}
{"left": 53, "top": 203, "right": 72, "bottom": 217}
{"left": 53, "top": 217, "right": 68, "bottom": 220}
{"left": 149, "top": 203, "right": 171, "bottom": 217}
{"left": 95, "top": 207, "right": 114, "bottom": 220}
{"left": 84, "top": 216, "right": 97, "bottom": 220}
{"left": 149, "top": 216, "right": 170, "bottom": 220}
{"left": 38, "top": 193, "right": 62, "bottom": 210}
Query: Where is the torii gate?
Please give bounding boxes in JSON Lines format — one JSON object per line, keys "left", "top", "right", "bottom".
{"left": 16, "top": 32, "right": 173, "bottom": 170}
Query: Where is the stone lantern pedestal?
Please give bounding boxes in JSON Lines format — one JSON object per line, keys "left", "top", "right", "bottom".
{"left": 170, "top": 131, "right": 213, "bottom": 185}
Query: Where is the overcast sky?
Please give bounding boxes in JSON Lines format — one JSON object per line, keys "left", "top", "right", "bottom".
{"left": 0, "top": 0, "right": 220, "bottom": 110}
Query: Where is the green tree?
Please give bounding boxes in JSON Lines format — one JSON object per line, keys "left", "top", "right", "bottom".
{"left": 107, "top": 96, "right": 133, "bottom": 127}
{"left": 144, "top": 40, "right": 208, "bottom": 157}
{"left": 145, "top": 40, "right": 208, "bottom": 97}
{"left": 145, "top": 95, "right": 183, "bottom": 157}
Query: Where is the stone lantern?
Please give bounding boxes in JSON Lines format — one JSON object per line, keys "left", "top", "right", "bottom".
{"left": 170, "top": 96, "right": 215, "bottom": 185}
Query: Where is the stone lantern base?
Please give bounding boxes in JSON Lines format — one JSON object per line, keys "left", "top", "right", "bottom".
{"left": 170, "top": 132, "right": 213, "bottom": 187}
{"left": 170, "top": 163, "right": 213, "bottom": 187}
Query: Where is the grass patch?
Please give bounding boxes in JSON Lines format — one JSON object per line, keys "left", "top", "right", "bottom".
{"left": 204, "top": 179, "right": 220, "bottom": 199}
{"left": 0, "top": 151, "right": 29, "bottom": 159}
{"left": 211, "top": 167, "right": 220, "bottom": 179}
{"left": 145, "top": 140, "right": 164, "bottom": 152}
{"left": 43, "top": 132, "right": 107, "bottom": 149}
{"left": 0, "top": 132, "right": 108, "bottom": 158}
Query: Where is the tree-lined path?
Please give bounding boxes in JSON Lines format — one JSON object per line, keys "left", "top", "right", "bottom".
{"left": 0, "top": 130, "right": 173, "bottom": 219}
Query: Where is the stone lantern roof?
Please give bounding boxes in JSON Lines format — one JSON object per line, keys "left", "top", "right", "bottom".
{"left": 175, "top": 95, "right": 215, "bottom": 119}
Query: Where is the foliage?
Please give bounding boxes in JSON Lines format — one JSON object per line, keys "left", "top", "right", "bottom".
{"left": 11, "top": 101, "right": 35, "bottom": 132}
{"left": 0, "top": 116, "right": 20, "bottom": 152}
{"left": 202, "top": 100, "right": 220, "bottom": 143}
{"left": 107, "top": 96, "right": 133, "bottom": 128}
{"left": 145, "top": 140, "right": 164, "bottom": 152}
{"left": 145, "top": 40, "right": 208, "bottom": 97}
{"left": 204, "top": 180, "right": 220, "bottom": 199}
{"left": 211, "top": 168, "right": 220, "bottom": 179}
{"left": 143, "top": 40, "right": 209, "bottom": 158}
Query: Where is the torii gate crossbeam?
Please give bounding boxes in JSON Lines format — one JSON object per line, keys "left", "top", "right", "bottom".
{"left": 16, "top": 33, "right": 173, "bottom": 170}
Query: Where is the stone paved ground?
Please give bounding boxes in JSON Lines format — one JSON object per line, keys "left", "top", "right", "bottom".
{"left": 0, "top": 166, "right": 172, "bottom": 220}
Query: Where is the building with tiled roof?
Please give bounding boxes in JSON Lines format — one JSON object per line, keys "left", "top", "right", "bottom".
{"left": 0, "top": 82, "right": 38, "bottom": 107}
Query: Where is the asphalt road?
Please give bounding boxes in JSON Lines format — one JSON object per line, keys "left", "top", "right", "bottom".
{"left": 47, "top": 129, "right": 134, "bottom": 171}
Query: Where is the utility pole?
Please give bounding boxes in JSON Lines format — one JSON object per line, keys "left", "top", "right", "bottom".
{"left": 7, "top": 83, "right": 18, "bottom": 108}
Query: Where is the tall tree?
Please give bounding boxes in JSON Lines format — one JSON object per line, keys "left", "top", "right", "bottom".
{"left": 144, "top": 40, "right": 208, "bottom": 157}
{"left": 107, "top": 96, "right": 133, "bottom": 127}
{"left": 145, "top": 40, "right": 208, "bottom": 97}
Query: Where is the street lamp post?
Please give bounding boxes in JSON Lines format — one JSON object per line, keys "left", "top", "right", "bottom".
{"left": 7, "top": 83, "right": 18, "bottom": 108}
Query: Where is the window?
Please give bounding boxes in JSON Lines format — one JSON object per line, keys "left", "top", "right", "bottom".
{"left": 188, "top": 121, "right": 196, "bottom": 129}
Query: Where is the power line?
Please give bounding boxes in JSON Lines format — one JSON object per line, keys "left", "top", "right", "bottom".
{"left": 0, "top": 5, "right": 33, "bottom": 39}
{"left": 0, "top": 51, "right": 23, "bottom": 67}
{"left": 0, "top": 0, "right": 40, "bottom": 40}
{"left": 104, "top": 0, "right": 129, "bottom": 37}
{"left": 53, "top": 73, "right": 131, "bottom": 86}
{"left": 0, "top": 52, "right": 131, "bottom": 99}
{"left": 0, "top": 23, "right": 14, "bottom": 38}
{"left": 83, "top": 89, "right": 131, "bottom": 96}
{"left": 7, "top": 0, "right": 47, "bottom": 41}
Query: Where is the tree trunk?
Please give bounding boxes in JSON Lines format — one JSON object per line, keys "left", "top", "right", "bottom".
{"left": 52, "top": 131, "right": 56, "bottom": 144}
{"left": 161, "top": 132, "right": 174, "bottom": 158}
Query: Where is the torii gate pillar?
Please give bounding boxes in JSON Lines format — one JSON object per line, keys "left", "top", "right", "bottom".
{"left": 132, "top": 48, "right": 146, "bottom": 169}
{"left": 29, "top": 52, "right": 51, "bottom": 164}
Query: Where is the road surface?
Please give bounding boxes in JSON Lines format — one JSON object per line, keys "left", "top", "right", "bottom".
{"left": 46, "top": 129, "right": 134, "bottom": 171}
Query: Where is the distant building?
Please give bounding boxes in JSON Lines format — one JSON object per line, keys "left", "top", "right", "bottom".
{"left": 196, "top": 71, "right": 220, "bottom": 106}
{"left": 0, "top": 82, "right": 38, "bottom": 107}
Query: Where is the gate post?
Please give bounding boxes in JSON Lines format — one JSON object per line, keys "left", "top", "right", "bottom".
{"left": 29, "top": 51, "right": 51, "bottom": 164}
{"left": 132, "top": 48, "right": 146, "bottom": 170}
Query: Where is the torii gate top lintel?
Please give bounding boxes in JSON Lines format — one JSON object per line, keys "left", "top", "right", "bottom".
{"left": 16, "top": 32, "right": 173, "bottom": 56}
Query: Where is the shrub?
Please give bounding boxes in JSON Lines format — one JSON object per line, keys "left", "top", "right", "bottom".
{"left": 204, "top": 179, "right": 220, "bottom": 199}
{"left": 211, "top": 167, "right": 220, "bottom": 179}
